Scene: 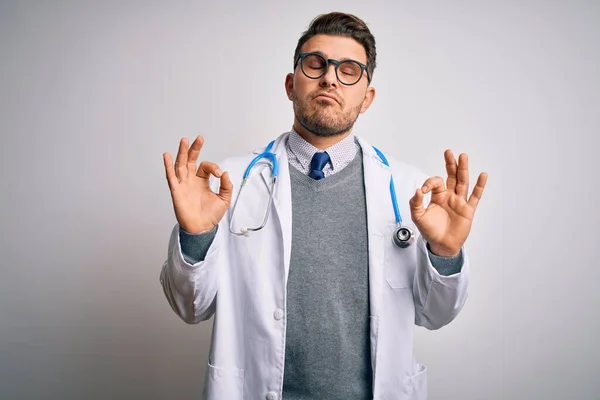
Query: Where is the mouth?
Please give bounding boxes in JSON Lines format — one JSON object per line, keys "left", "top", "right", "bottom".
{"left": 313, "top": 93, "right": 340, "bottom": 104}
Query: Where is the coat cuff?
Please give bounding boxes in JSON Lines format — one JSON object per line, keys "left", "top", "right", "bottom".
{"left": 179, "top": 225, "right": 218, "bottom": 264}
{"left": 426, "top": 242, "right": 464, "bottom": 276}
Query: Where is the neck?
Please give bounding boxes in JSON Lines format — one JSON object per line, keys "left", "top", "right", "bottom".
{"left": 292, "top": 120, "right": 352, "bottom": 150}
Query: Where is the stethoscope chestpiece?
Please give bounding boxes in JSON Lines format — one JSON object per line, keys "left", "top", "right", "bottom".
{"left": 392, "top": 225, "right": 415, "bottom": 248}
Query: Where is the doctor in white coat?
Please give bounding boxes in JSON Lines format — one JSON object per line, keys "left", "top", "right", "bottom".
{"left": 160, "top": 12, "right": 487, "bottom": 400}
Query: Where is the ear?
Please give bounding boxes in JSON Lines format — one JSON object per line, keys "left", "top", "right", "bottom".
{"left": 359, "top": 86, "right": 376, "bottom": 114}
{"left": 285, "top": 73, "right": 295, "bottom": 100}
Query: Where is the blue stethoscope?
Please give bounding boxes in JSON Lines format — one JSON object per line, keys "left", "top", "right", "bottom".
{"left": 229, "top": 140, "right": 415, "bottom": 248}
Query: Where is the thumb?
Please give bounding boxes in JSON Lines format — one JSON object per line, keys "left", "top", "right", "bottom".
{"left": 409, "top": 188, "right": 426, "bottom": 222}
{"left": 218, "top": 171, "right": 233, "bottom": 205}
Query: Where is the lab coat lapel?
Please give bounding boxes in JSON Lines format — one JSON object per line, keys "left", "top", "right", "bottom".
{"left": 357, "top": 136, "right": 391, "bottom": 319}
{"left": 357, "top": 136, "right": 392, "bottom": 386}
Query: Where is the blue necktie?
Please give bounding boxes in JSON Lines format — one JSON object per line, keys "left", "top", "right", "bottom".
{"left": 308, "top": 151, "right": 330, "bottom": 180}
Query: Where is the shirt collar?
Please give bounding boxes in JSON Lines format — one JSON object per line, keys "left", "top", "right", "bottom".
{"left": 287, "top": 127, "right": 358, "bottom": 171}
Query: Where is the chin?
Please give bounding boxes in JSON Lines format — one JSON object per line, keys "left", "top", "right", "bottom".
{"left": 313, "top": 106, "right": 339, "bottom": 118}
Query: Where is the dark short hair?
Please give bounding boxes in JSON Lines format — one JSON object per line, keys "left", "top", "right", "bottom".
{"left": 293, "top": 12, "right": 377, "bottom": 82}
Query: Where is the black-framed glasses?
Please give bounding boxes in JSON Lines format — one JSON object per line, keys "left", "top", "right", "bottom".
{"left": 294, "top": 52, "right": 370, "bottom": 86}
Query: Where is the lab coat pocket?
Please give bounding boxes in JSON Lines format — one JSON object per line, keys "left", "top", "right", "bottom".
{"left": 384, "top": 265, "right": 413, "bottom": 289}
{"left": 407, "top": 363, "right": 428, "bottom": 400}
{"left": 202, "top": 362, "right": 245, "bottom": 400}
{"left": 383, "top": 248, "right": 415, "bottom": 289}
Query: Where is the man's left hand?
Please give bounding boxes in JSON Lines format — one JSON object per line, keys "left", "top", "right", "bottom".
{"left": 409, "top": 150, "right": 488, "bottom": 257}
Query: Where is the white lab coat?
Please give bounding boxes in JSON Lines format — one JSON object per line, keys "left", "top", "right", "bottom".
{"left": 160, "top": 131, "right": 470, "bottom": 400}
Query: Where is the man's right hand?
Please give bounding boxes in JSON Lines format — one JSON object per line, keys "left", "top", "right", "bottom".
{"left": 163, "top": 136, "right": 233, "bottom": 234}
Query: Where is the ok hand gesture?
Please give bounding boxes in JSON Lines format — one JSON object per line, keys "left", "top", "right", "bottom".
{"left": 163, "top": 136, "right": 233, "bottom": 234}
{"left": 409, "top": 150, "right": 488, "bottom": 257}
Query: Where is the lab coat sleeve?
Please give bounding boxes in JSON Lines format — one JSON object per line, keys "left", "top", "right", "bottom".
{"left": 159, "top": 221, "right": 223, "bottom": 325}
{"left": 413, "top": 234, "right": 470, "bottom": 330}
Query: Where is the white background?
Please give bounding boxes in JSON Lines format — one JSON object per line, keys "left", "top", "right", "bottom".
{"left": 1, "top": 1, "right": 599, "bottom": 399}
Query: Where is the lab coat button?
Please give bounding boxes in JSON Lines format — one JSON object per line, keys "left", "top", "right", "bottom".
{"left": 266, "top": 391, "right": 278, "bottom": 400}
{"left": 273, "top": 309, "right": 284, "bottom": 320}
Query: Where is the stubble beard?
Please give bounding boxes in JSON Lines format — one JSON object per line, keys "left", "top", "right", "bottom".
{"left": 292, "top": 92, "right": 362, "bottom": 137}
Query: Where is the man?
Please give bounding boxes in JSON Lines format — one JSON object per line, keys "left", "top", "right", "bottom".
{"left": 160, "top": 12, "right": 487, "bottom": 400}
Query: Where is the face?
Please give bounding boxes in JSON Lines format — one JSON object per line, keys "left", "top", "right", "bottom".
{"left": 285, "top": 34, "right": 376, "bottom": 137}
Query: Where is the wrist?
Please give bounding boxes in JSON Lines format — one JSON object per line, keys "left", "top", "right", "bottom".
{"left": 180, "top": 223, "right": 216, "bottom": 235}
{"left": 428, "top": 242, "right": 460, "bottom": 258}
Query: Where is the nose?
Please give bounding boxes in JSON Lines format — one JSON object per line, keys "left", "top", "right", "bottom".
{"left": 319, "top": 63, "right": 338, "bottom": 88}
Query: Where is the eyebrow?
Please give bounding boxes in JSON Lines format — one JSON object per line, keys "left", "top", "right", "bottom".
{"left": 306, "top": 50, "right": 363, "bottom": 63}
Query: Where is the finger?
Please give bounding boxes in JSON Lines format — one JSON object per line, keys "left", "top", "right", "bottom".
{"left": 409, "top": 188, "right": 426, "bottom": 221}
{"left": 421, "top": 176, "right": 445, "bottom": 194}
{"left": 196, "top": 161, "right": 223, "bottom": 189}
{"left": 218, "top": 171, "right": 233, "bottom": 204}
{"left": 175, "top": 138, "right": 189, "bottom": 180}
{"left": 467, "top": 172, "right": 488, "bottom": 209}
{"left": 456, "top": 153, "right": 469, "bottom": 199}
{"left": 444, "top": 149, "right": 458, "bottom": 191}
{"left": 163, "top": 152, "right": 178, "bottom": 190}
{"left": 187, "top": 136, "right": 204, "bottom": 173}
